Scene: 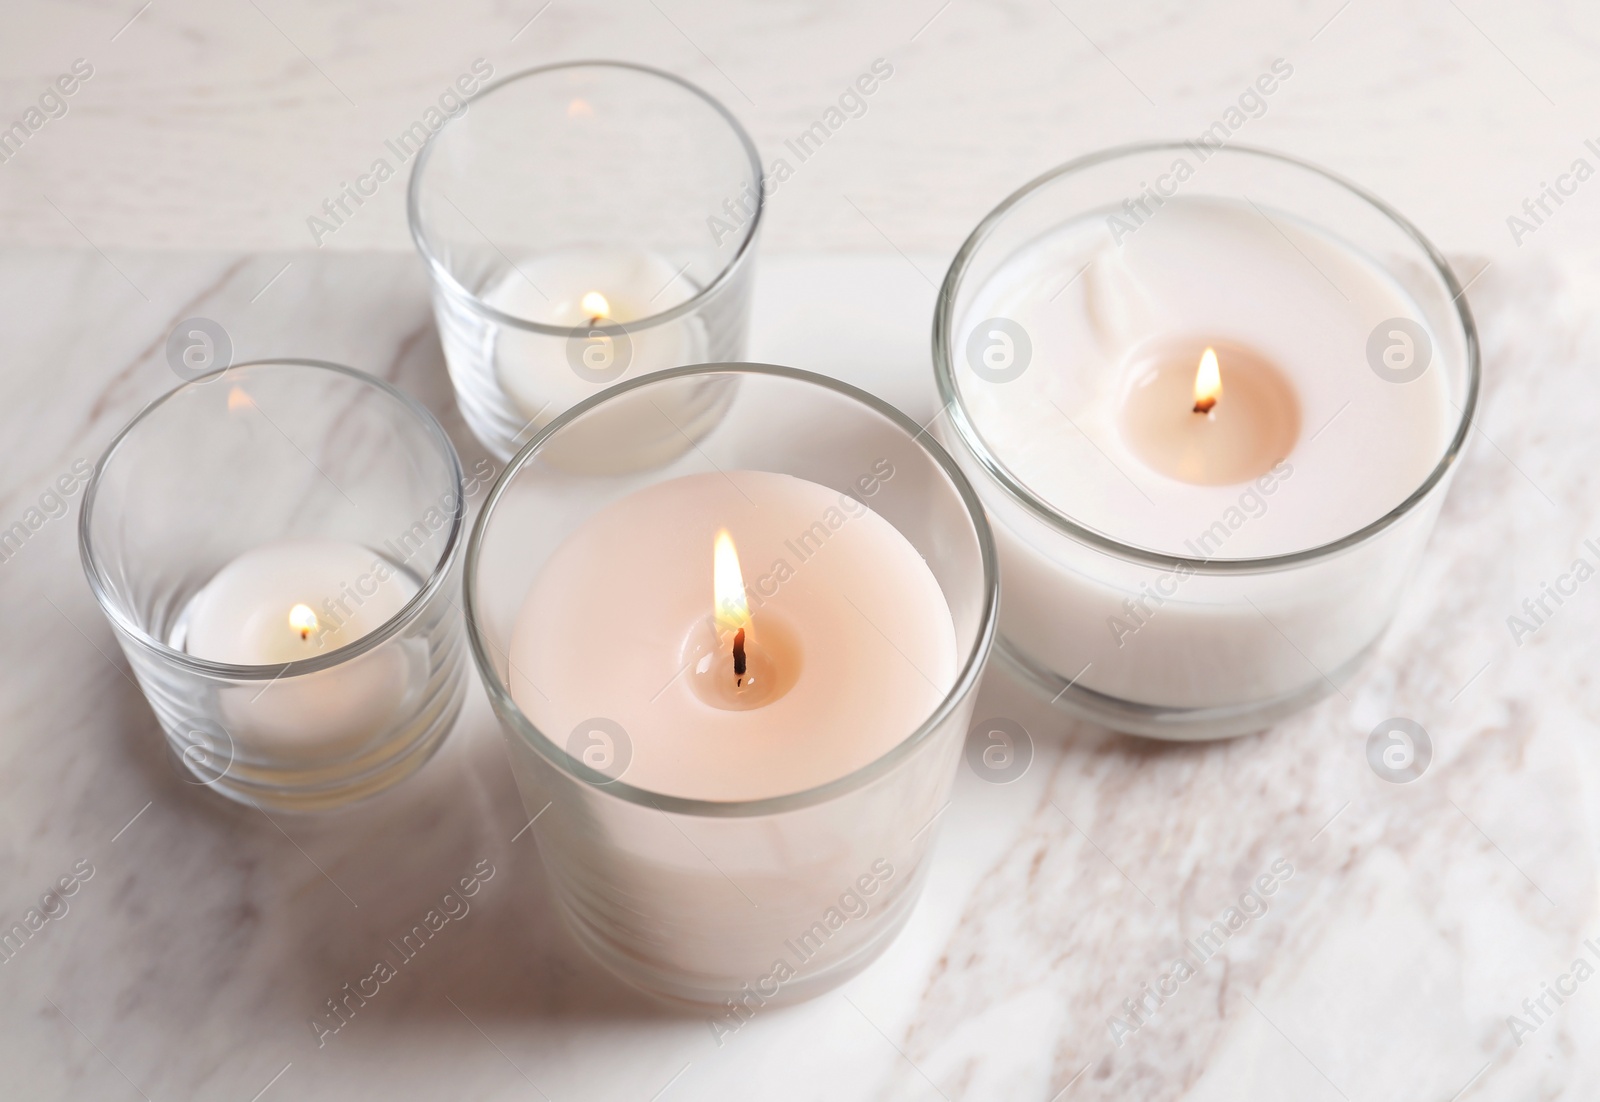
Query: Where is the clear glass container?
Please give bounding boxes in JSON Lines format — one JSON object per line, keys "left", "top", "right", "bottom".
{"left": 465, "top": 365, "right": 997, "bottom": 1008}
{"left": 933, "top": 144, "right": 1479, "bottom": 739}
{"left": 79, "top": 360, "right": 469, "bottom": 810}
{"left": 408, "top": 61, "right": 763, "bottom": 462}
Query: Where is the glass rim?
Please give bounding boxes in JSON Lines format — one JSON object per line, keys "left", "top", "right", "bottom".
{"left": 406, "top": 59, "right": 765, "bottom": 339}
{"left": 463, "top": 362, "right": 1000, "bottom": 819}
{"left": 78, "top": 358, "right": 467, "bottom": 680}
{"left": 932, "top": 140, "right": 1482, "bottom": 575}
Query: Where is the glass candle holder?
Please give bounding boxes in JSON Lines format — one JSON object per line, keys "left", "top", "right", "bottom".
{"left": 465, "top": 364, "right": 997, "bottom": 1008}
{"left": 79, "top": 360, "right": 469, "bottom": 810}
{"left": 408, "top": 61, "right": 763, "bottom": 463}
{"left": 933, "top": 144, "right": 1479, "bottom": 740}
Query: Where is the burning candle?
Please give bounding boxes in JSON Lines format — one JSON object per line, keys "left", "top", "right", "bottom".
{"left": 505, "top": 470, "right": 956, "bottom": 801}
{"left": 955, "top": 198, "right": 1454, "bottom": 559}
{"left": 935, "top": 146, "right": 1476, "bottom": 737}
{"left": 81, "top": 359, "right": 471, "bottom": 807}
{"left": 176, "top": 538, "right": 418, "bottom": 753}
{"left": 482, "top": 246, "right": 708, "bottom": 429}
{"left": 466, "top": 364, "right": 997, "bottom": 1005}
{"left": 408, "top": 63, "right": 764, "bottom": 462}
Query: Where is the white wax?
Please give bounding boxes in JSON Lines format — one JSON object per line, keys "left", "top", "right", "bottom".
{"left": 957, "top": 197, "right": 1454, "bottom": 557}
{"left": 506, "top": 471, "right": 958, "bottom": 801}
{"left": 950, "top": 197, "right": 1459, "bottom": 716}
{"left": 484, "top": 246, "right": 708, "bottom": 425}
{"left": 177, "top": 539, "right": 418, "bottom": 753}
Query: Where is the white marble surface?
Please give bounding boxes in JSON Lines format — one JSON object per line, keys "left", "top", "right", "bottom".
{"left": 3, "top": 0, "right": 1600, "bottom": 265}
{"left": 0, "top": 246, "right": 1596, "bottom": 1101}
{"left": 4, "top": 2, "right": 1600, "bottom": 1099}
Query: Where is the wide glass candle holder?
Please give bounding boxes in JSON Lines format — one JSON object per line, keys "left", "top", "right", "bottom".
{"left": 466, "top": 364, "right": 997, "bottom": 1008}
{"left": 933, "top": 144, "right": 1479, "bottom": 740}
{"left": 409, "top": 61, "right": 763, "bottom": 463}
{"left": 79, "top": 360, "right": 469, "bottom": 810}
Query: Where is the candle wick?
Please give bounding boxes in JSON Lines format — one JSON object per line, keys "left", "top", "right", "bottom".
{"left": 1193, "top": 396, "right": 1217, "bottom": 414}
{"left": 732, "top": 627, "right": 747, "bottom": 685}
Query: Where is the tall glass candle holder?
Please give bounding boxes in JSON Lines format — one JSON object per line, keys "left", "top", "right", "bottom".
{"left": 465, "top": 365, "right": 997, "bottom": 1008}
{"left": 409, "top": 61, "right": 763, "bottom": 463}
{"left": 933, "top": 144, "right": 1479, "bottom": 740}
{"left": 80, "top": 360, "right": 469, "bottom": 810}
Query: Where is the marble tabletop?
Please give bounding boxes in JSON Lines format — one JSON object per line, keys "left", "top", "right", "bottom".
{"left": 4, "top": 2, "right": 1600, "bottom": 1100}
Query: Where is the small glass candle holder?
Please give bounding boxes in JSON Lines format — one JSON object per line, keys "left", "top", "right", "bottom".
{"left": 408, "top": 61, "right": 763, "bottom": 463}
{"left": 933, "top": 144, "right": 1479, "bottom": 740}
{"left": 79, "top": 360, "right": 469, "bottom": 810}
{"left": 465, "top": 365, "right": 997, "bottom": 1008}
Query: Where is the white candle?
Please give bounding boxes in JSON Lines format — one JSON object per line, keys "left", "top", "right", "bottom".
{"left": 506, "top": 470, "right": 957, "bottom": 801}
{"left": 953, "top": 196, "right": 1456, "bottom": 713}
{"left": 483, "top": 245, "right": 708, "bottom": 426}
{"left": 176, "top": 539, "right": 418, "bottom": 753}
{"left": 962, "top": 197, "right": 1453, "bottom": 552}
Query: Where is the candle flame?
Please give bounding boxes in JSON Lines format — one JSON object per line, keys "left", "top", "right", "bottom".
{"left": 580, "top": 291, "right": 611, "bottom": 321}
{"left": 288, "top": 603, "right": 319, "bottom": 642}
{"left": 1193, "top": 347, "right": 1221, "bottom": 413}
{"left": 227, "top": 386, "right": 254, "bottom": 412}
{"left": 567, "top": 97, "right": 594, "bottom": 118}
{"left": 713, "top": 529, "right": 751, "bottom": 636}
